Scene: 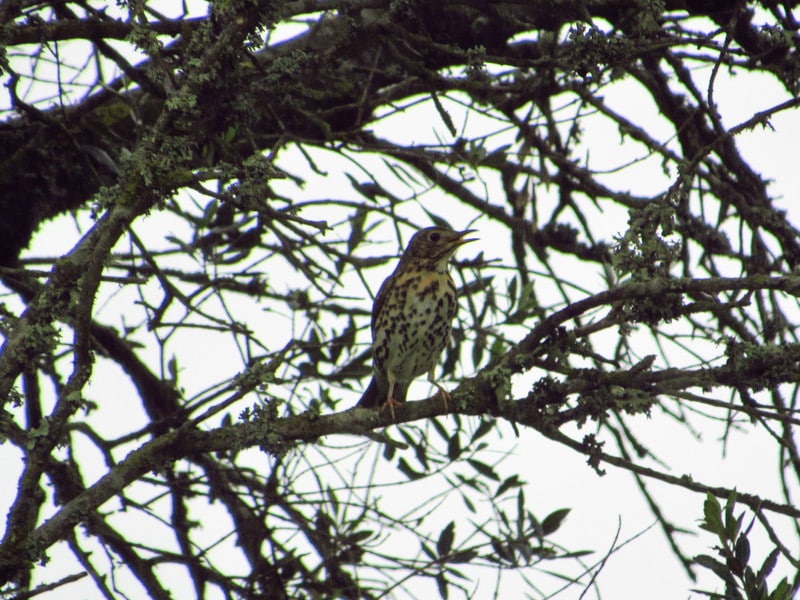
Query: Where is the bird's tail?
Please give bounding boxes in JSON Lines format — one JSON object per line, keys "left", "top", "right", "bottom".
{"left": 357, "top": 377, "right": 381, "bottom": 408}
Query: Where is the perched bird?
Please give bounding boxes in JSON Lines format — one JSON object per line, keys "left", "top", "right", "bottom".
{"left": 357, "top": 226, "right": 476, "bottom": 419}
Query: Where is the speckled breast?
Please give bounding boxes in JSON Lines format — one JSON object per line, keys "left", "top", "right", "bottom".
{"left": 373, "top": 269, "right": 457, "bottom": 381}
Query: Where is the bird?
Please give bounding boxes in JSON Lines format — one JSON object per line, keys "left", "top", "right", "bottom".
{"left": 357, "top": 226, "right": 476, "bottom": 419}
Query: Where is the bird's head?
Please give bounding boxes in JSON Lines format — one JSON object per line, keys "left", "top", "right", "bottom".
{"left": 400, "top": 227, "right": 476, "bottom": 270}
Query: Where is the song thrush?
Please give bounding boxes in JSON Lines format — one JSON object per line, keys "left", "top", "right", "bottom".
{"left": 357, "top": 226, "right": 476, "bottom": 419}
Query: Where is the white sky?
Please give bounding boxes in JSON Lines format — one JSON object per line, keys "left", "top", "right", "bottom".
{"left": 2, "top": 4, "right": 799, "bottom": 599}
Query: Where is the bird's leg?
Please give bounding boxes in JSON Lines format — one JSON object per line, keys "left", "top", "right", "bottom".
{"left": 380, "top": 376, "right": 403, "bottom": 421}
{"left": 427, "top": 369, "right": 450, "bottom": 412}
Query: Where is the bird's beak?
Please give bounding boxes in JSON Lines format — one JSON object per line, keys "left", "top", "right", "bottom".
{"left": 453, "top": 229, "right": 478, "bottom": 247}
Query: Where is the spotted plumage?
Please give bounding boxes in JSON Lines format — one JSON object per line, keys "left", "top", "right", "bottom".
{"left": 357, "top": 226, "right": 476, "bottom": 418}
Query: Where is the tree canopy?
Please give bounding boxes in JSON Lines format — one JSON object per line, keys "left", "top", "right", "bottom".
{"left": 1, "top": 1, "right": 799, "bottom": 598}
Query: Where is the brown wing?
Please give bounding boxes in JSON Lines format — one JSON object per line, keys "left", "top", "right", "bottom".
{"left": 370, "top": 265, "right": 400, "bottom": 333}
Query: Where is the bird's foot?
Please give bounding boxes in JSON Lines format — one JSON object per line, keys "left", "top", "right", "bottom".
{"left": 379, "top": 396, "right": 404, "bottom": 421}
{"left": 432, "top": 383, "right": 451, "bottom": 412}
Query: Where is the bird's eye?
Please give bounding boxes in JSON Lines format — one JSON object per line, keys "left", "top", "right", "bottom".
{"left": 429, "top": 232, "right": 441, "bottom": 242}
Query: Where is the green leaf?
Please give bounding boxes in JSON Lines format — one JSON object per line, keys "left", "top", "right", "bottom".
{"left": 467, "top": 459, "right": 499, "bottom": 481}
{"left": 222, "top": 125, "right": 237, "bottom": 143}
{"left": 397, "top": 458, "right": 424, "bottom": 480}
{"left": 733, "top": 535, "right": 750, "bottom": 573}
{"left": 490, "top": 537, "right": 510, "bottom": 563}
{"left": 489, "top": 337, "right": 508, "bottom": 361}
{"left": 542, "top": 508, "right": 570, "bottom": 535}
{"left": 421, "top": 543, "right": 436, "bottom": 561}
{"left": 437, "top": 521, "right": 455, "bottom": 557}
{"left": 348, "top": 530, "right": 373, "bottom": 543}
{"left": 527, "top": 511, "right": 540, "bottom": 535}
{"left": 513, "top": 540, "right": 534, "bottom": 563}
{"left": 741, "top": 565, "right": 759, "bottom": 596}
{"left": 724, "top": 490, "right": 740, "bottom": 540}
{"left": 455, "top": 473, "right": 482, "bottom": 492}
{"left": 449, "top": 550, "right": 478, "bottom": 564}
{"left": 398, "top": 427, "right": 416, "bottom": 448}
{"left": 436, "top": 572, "right": 449, "bottom": 600}
{"left": 431, "top": 416, "right": 450, "bottom": 442}
{"left": 702, "top": 493, "right": 724, "bottom": 535}
{"left": 201, "top": 199, "right": 219, "bottom": 224}
{"left": 482, "top": 144, "right": 511, "bottom": 167}
{"left": 756, "top": 548, "right": 779, "bottom": 584}
{"left": 412, "top": 438, "right": 430, "bottom": 471}
{"left": 347, "top": 209, "right": 366, "bottom": 254}
{"left": 471, "top": 418, "right": 494, "bottom": 443}
{"left": 694, "top": 554, "right": 731, "bottom": 580}
{"left": 461, "top": 493, "right": 475, "bottom": 514}
{"left": 498, "top": 508, "right": 510, "bottom": 530}
{"left": 444, "top": 566, "right": 468, "bottom": 581}
{"left": 517, "top": 280, "right": 537, "bottom": 315}
{"left": 447, "top": 434, "right": 461, "bottom": 461}
{"left": 167, "top": 355, "right": 178, "bottom": 383}
{"left": 383, "top": 441, "right": 396, "bottom": 461}
{"left": 769, "top": 578, "right": 792, "bottom": 600}
{"left": 471, "top": 333, "right": 485, "bottom": 368}
{"left": 494, "top": 475, "right": 522, "bottom": 498}
{"left": 507, "top": 277, "right": 518, "bottom": 311}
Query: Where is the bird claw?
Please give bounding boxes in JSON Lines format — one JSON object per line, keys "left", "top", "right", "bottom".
{"left": 441, "top": 390, "right": 451, "bottom": 412}
{"left": 432, "top": 384, "right": 451, "bottom": 412}
{"left": 379, "top": 396, "right": 404, "bottom": 421}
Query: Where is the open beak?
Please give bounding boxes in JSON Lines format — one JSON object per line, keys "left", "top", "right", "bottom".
{"left": 453, "top": 229, "right": 478, "bottom": 247}
{"left": 435, "top": 229, "right": 477, "bottom": 263}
